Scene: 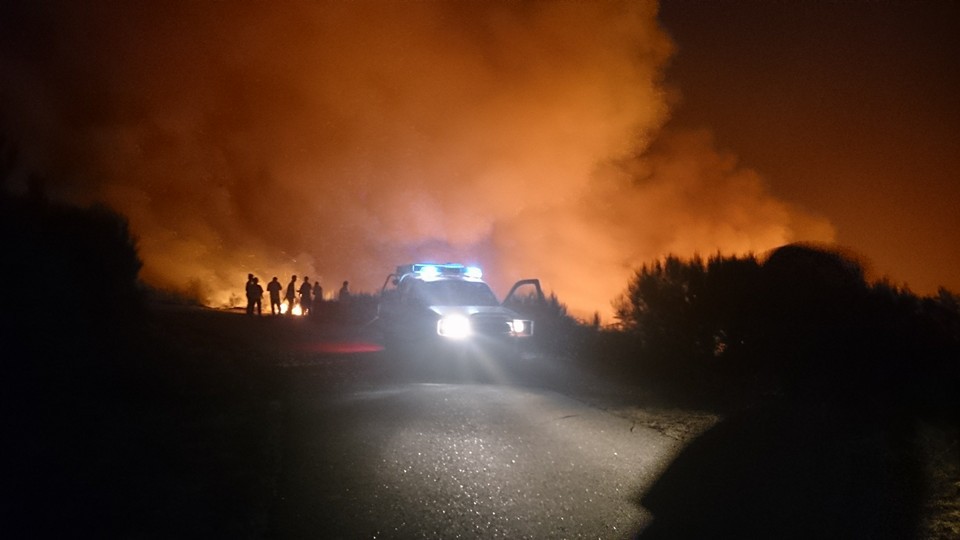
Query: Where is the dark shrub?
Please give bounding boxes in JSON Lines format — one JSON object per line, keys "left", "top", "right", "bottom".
{"left": 1, "top": 185, "right": 143, "bottom": 367}
{"left": 613, "top": 244, "right": 959, "bottom": 414}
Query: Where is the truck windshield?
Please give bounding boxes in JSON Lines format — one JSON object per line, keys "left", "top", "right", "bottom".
{"left": 413, "top": 280, "right": 499, "bottom": 307}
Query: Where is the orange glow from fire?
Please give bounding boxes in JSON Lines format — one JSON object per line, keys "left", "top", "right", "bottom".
{"left": 2, "top": 1, "right": 878, "bottom": 319}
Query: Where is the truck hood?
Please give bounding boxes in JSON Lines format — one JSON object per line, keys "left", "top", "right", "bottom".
{"left": 427, "top": 305, "right": 521, "bottom": 318}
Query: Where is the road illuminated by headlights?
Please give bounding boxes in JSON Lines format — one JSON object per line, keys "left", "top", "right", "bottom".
{"left": 273, "top": 376, "right": 683, "bottom": 538}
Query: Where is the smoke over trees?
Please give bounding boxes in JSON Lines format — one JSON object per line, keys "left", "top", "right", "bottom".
{"left": 0, "top": 1, "right": 834, "bottom": 316}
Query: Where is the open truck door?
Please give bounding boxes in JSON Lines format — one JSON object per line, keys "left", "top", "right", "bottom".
{"left": 502, "top": 279, "right": 545, "bottom": 316}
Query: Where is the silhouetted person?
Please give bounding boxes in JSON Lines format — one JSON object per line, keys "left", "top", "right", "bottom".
{"left": 338, "top": 280, "right": 350, "bottom": 302}
{"left": 299, "top": 277, "right": 313, "bottom": 316}
{"left": 244, "top": 273, "right": 256, "bottom": 315}
{"left": 312, "top": 281, "right": 323, "bottom": 315}
{"left": 285, "top": 275, "right": 298, "bottom": 315}
{"left": 267, "top": 276, "right": 282, "bottom": 315}
{"left": 251, "top": 277, "right": 263, "bottom": 316}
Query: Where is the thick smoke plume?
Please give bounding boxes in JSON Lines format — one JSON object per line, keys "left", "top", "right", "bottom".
{"left": 1, "top": 1, "right": 832, "bottom": 318}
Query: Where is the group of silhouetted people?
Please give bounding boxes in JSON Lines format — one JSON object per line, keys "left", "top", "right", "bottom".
{"left": 244, "top": 273, "right": 350, "bottom": 316}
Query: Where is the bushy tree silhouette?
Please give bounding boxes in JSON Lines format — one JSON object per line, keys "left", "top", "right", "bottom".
{"left": 2, "top": 179, "right": 143, "bottom": 365}
{"left": 614, "top": 244, "right": 960, "bottom": 414}
{"left": 614, "top": 253, "right": 767, "bottom": 395}
{"left": 2, "top": 158, "right": 147, "bottom": 536}
{"left": 617, "top": 256, "right": 705, "bottom": 364}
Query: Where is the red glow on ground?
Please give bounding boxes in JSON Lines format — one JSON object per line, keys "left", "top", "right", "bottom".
{"left": 303, "top": 341, "right": 385, "bottom": 354}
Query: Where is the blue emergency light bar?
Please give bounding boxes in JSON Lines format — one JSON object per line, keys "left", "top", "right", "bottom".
{"left": 399, "top": 263, "right": 483, "bottom": 280}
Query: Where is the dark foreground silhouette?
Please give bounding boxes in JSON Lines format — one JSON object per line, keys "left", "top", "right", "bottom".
{"left": 638, "top": 399, "right": 924, "bottom": 539}
{"left": 627, "top": 245, "right": 959, "bottom": 539}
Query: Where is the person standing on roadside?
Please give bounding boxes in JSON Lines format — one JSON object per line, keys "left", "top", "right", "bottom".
{"left": 245, "top": 273, "right": 256, "bottom": 315}
{"left": 299, "top": 276, "right": 313, "bottom": 316}
{"left": 338, "top": 280, "right": 351, "bottom": 302}
{"left": 285, "top": 275, "right": 298, "bottom": 315}
{"left": 251, "top": 277, "right": 264, "bottom": 316}
{"left": 267, "top": 276, "right": 283, "bottom": 315}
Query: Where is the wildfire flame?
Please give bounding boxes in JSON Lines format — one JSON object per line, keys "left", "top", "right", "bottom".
{"left": 280, "top": 301, "right": 304, "bottom": 316}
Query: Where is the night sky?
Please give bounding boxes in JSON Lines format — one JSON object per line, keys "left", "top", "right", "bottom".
{"left": 659, "top": 0, "right": 960, "bottom": 297}
{"left": 1, "top": 1, "right": 957, "bottom": 318}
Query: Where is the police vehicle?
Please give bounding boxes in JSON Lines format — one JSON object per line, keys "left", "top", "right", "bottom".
{"left": 376, "top": 263, "right": 542, "bottom": 356}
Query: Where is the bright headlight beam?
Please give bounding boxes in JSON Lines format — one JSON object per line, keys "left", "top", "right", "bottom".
{"left": 437, "top": 314, "right": 472, "bottom": 339}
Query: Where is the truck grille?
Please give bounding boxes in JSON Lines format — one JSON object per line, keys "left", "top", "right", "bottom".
{"left": 471, "top": 314, "right": 511, "bottom": 336}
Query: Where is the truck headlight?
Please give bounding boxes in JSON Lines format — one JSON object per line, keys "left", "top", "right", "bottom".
{"left": 509, "top": 319, "right": 534, "bottom": 337}
{"left": 437, "top": 314, "right": 472, "bottom": 339}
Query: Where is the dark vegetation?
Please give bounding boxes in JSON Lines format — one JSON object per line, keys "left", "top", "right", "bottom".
{"left": 1, "top": 177, "right": 285, "bottom": 535}
{"left": 605, "top": 249, "right": 960, "bottom": 416}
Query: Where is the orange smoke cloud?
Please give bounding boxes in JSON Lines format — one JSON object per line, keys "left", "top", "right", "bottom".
{"left": 0, "top": 1, "right": 832, "bottom": 319}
